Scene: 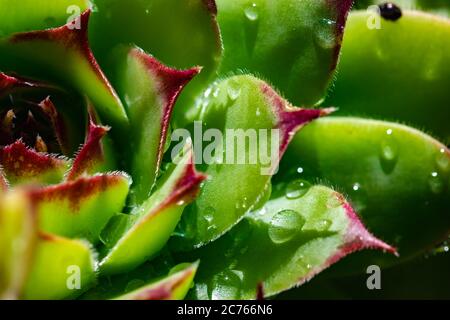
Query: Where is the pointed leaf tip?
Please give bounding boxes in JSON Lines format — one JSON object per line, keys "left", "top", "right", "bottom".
{"left": 0, "top": 72, "right": 33, "bottom": 95}
{"left": 260, "top": 83, "right": 332, "bottom": 153}
{"left": 7, "top": 10, "right": 128, "bottom": 128}
{"left": 164, "top": 148, "right": 208, "bottom": 208}
{"left": 38, "top": 97, "right": 69, "bottom": 155}
{"left": 131, "top": 48, "right": 202, "bottom": 102}
{"left": 116, "top": 47, "right": 201, "bottom": 204}
{"left": 66, "top": 116, "right": 110, "bottom": 181}
{"left": 340, "top": 198, "right": 398, "bottom": 257}
{"left": 114, "top": 262, "right": 199, "bottom": 300}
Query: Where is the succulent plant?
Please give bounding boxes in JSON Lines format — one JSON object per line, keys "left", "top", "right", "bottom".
{"left": 0, "top": 0, "right": 448, "bottom": 300}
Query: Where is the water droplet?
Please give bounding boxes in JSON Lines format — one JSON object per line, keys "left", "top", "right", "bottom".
{"left": 296, "top": 167, "right": 304, "bottom": 174}
{"left": 256, "top": 107, "right": 261, "bottom": 117}
{"left": 314, "top": 19, "right": 337, "bottom": 50}
{"left": 429, "top": 171, "right": 445, "bottom": 194}
{"left": 350, "top": 183, "right": 368, "bottom": 213}
{"left": 379, "top": 129, "right": 398, "bottom": 174}
{"left": 244, "top": 3, "right": 259, "bottom": 21}
{"left": 201, "top": 206, "right": 217, "bottom": 234}
{"left": 285, "top": 179, "right": 312, "bottom": 199}
{"left": 268, "top": 209, "right": 306, "bottom": 244}
{"left": 436, "top": 148, "right": 450, "bottom": 172}
{"left": 211, "top": 270, "right": 242, "bottom": 300}
{"left": 351, "top": 183, "right": 360, "bottom": 192}
{"left": 227, "top": 80, "right": 241, "bottom": 101}
{"left": 315, "top": 219, "right": 332, "bottom": 232}
{"left": 235, "top": 197, "right": 249, "bottom": 211}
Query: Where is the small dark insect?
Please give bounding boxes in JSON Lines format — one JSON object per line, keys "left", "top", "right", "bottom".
{"left": 378, "top": 2, "right": 403, "bottom": 21}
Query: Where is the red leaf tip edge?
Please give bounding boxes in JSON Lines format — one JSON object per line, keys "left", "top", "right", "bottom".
{"left": 29, "top": 172, "right": 129, "bottom": 211}
{"left": 66, "top": 116, "right": 110, "bottom": 181}
{"left": 163, "top": 144, "right": 207, "bottom": 209}
{"left": 10, "top": 10, "right": 123, "bottom": 113}
{"left": 130, "top": 47, "right": 201, "bottom": 175}
{"left": 260, "top": 83, "right": 334, "bottom": 157}
{"left": 0, "top": 140, "right": 68, "bottom": 180}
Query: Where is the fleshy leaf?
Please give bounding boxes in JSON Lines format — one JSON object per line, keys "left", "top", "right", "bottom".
{"left": 110, "top": 46, "right": 200, "bottom": 204}
{"left": 326, "top": 10, "right": 450, "bottom": 142}
{"left": 0, "top": 169, "right": 8, "bottom": 192}
{"left": 280, "top": 117, "right": 450, "bottom": 270}
{"left": 0, "top": 72, "right": 47, "bottom": 96}
{"left": 113, "top": 262, "right": 198, "bottom": 300}
{"left": 0, "top": 191, "right": 37, "bottom": 300}
{"left": 90, "top": 0, "right": 222, "bottom": 123}
{"left": 187, "top": 186, "right": 395, "bottom": 299}
{"left": 28, "top": 173, "right": 131, "bottom": 244}
{"left": 173, "top": 75, "right": 331, "bottom": 249}
{"left": 66, "top": 114, "right": 110, "bottom": 181}
{"left": 0, "top": 10, "right": 128, "bottom": 129}
{"left": 38, "top": 97, "right": 71, "bottom": 155}
{"left": 0, "top": 0, "right": 91, "bottom": 36}
{"left": 99, "top": 144, "right": 206, "bottom": 275}
{"left": 22, "top": 232, "right": 96, "bottom": 300}
{"left": 216, "top": 0, "right": 353, "bottom": 106}
{"left": 0, "top": 140, "right": 70, "bottom": 186}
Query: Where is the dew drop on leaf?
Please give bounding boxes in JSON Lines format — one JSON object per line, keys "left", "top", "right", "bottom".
{"left": 314, "top": 19, "right": 337, "bottom": 50}
{"left": 268, "top": 209, "right": 306, "bottom": 244}
{"left": 211, "top": 270, "right": 243, "bottom": 300}
{"left": 285, "top": 179, "right": 312, "bottom": 199}
{"left": 244, "top": 3, "right": 259, "bottom": 21}
{"left": 315, "top": 219, "right": 332, "bottom": 232}
{"left": 429, "top": 171, "right": 445, "bottom": 194}
{"left": 379, "top": 129, "right": 399, "bottom": 174}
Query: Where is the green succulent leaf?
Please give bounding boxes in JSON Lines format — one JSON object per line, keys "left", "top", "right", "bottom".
{"left": 327, "top": 10, "right": 450, "bottom": 142}
{"left": 0, "top": 191, "right": 37, "bottom": 299}
{"left": 23, "top": 233, "right": 96, "bottom": 300}
{"left": 29, "top": 173, "right": 131, "bottom": 244}
{"left": 173, "top": 75, "right": 331, "bottom": 250}
{"left": 113, "top": 262, "right": 198, "bottom": 300}
{"left": 66, "top": 113, "right": 112, "bottom": 181}
{"left": 216, "top": 0, "right": 353, "bottom": 106}
{"left": 90, "top": 0, "right": 222, "bottom": 125}
{"left": 0, "top": 10, "right": 128, "bottom": 130}
{"left": 187, "top": 186, "right": 394, "bottom": 299}
{"left": 110, "top": 46, "right": 200, "bottom": 204}
{"left": 0, "top": 140, "right": 70, "bottom": 186}
{"left": 280, "top": 117, "right": 450, "bottom": 270}
{"left": 99, "top": 144, "right": 206, "bottom": 276}
{"left": 0, "top": 0, "right": 91, "bottom": 36}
